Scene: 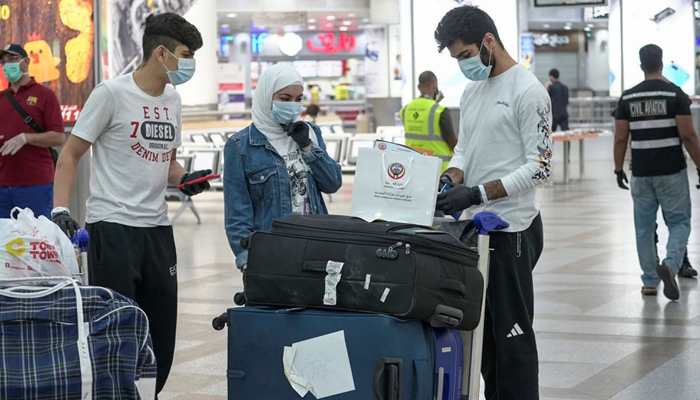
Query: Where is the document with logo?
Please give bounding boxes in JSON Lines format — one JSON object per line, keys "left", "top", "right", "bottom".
{"left": 373, "top": 140, "right": 424, "bottom": 155}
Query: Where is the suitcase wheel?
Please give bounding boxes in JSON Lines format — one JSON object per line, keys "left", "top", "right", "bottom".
{"left": 212, "top": 313, "right": 228, "bottom": 331}
{"left": 234, "top": 292, "right": 246, "bottom": 306}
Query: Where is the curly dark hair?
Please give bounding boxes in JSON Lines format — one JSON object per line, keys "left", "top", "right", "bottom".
{"left": 142, "top": 13, "right": 203, "bottom": 61}
{"left": 434, "top": 5, "right": 503, "bottom": 53}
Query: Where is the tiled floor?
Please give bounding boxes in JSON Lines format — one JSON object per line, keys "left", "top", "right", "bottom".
{"left": 161, "top": 160, "right": 700, "bottom": 400}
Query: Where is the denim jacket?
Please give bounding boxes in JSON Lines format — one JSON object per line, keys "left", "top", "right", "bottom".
{"left": 224, "top": 123, "right": 343, "bottom": 269}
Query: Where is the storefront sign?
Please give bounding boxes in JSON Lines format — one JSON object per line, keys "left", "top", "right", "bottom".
{"left": 252, "top": 32, "right": 268, "bottom": 54}
{"left": 307, "top": 32, "right": 357, "bottom": 54}
{"left": 532, "top": 32, "right": 579, "bottom": 52}
{"left": 250, "top": 31, "right": 366, "bottom": 58}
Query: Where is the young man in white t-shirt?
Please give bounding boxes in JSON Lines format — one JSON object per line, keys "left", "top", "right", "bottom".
{"left": 434, "top": 6, "right": 553, "bottom": 400}
{"left": 51, "top": 13, "right": 211, "bottom": 394}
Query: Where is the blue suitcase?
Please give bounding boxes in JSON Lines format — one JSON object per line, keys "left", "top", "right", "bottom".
{"left": 434, "top": 329, "right": 464, "bottom": 400}
{"left": 222, "top": 307, "right": 435, "bottom": 400}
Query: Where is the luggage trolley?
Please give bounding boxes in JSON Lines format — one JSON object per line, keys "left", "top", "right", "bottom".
{"left": 458, "top": 212, "right": 507, "bottom": 400}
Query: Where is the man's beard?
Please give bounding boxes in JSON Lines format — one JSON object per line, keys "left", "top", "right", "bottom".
{"left": 479, "top": 46, "right": 495, "bottom": 75}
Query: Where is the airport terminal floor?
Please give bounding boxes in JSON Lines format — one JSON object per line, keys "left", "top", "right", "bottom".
{"left": 163, "top": 160, "right": 700, "bottom": 400}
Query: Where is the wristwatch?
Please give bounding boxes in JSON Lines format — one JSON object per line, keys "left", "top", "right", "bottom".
{"left": 51, "top": 206, "right": 71, "bottom": 218}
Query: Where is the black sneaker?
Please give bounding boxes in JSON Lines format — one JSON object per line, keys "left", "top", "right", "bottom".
{"left": 656, "top": 264, "right": 680, "bottom": 300}
{"left": 679, "top": 256, "right": 697, "bottom": 278}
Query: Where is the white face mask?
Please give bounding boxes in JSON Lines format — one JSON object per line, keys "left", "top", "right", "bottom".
{"left": 161, "top": 48, "right": 196, "bottom": 86}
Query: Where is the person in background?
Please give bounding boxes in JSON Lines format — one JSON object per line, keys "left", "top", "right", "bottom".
{"left": 0, "top": 44, "right": 64, "bottom": 218}
{"left": 434, "top": 5, "right": 552, "bottom": 399}
{"left": 614, "top": 44, "right": 700, "bottom": 300}
{"left": 393, "top": 54, "right": 403, "bottom": 80}
{"left": 224, "top": 64, "right": 342, "bottom": 270}
{"left": 51, "top": 13, "right": 208, "bottom": 393}
{"left": 334, "top": 83, "right": 349, "bottom": 100}
{"left": 305, "top": 103, "right": 321, "bottom": 124}
{"left": 399, "top": 70, "right": 456, "bottom": 172}
{"left": 547, "top": 68, "right": 569, "bottom": 132}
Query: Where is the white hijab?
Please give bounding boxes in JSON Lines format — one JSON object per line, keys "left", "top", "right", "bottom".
{"left": 252, "top": 64, "right": 307, "bottom": 156}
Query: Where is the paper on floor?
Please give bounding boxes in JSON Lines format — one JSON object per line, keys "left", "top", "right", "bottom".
{"left": 282, "top": 330, "right": 356, "bottom": 399}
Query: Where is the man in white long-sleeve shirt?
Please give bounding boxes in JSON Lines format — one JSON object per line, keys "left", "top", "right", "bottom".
{"left": 435, "top": 6, "right": 552, "bottom": 400}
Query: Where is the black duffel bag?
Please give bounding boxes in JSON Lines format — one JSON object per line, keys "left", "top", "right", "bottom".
{"left": 241, "top": 214, "right": 483, "bottom": 331}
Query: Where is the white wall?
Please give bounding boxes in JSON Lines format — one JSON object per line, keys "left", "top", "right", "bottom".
{"left": 586, "top": 29, "right": 610, "bottom": 93}
{"left": 179, "top": 0, "right": 219, "bottom": 107}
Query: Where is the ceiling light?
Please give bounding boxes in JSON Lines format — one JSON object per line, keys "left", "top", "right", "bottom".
{"left": 308, "top": 18, "right": 316, "bottom": 23}
{"left": 221, "top": 24, "right": 230, "bottom": 28}
{"left": 326, "top": 15, "right": 336, "bottom": 20}
{"left": 587, "top": 23, "right": 594, "bottom": 27}
{"left": 584, "top": 27, "right": 591, "bottom": 31}
{"left": 348, "top": 13, "right": 355, "bottom": 17}
{"left": 343, "top": 21, "right": 352, "bottom": 26}
{"left": 339, "top": 26, "right": 348, "bottom": 31}
{"left": 543, "top": 24, "right": 550, "bottom": 28}
{"left": 227, "top": 13, "right": 237, "bottom": 18}
{"left": 308, "top": 25, "right": 316, "bottom": 30}
{"left": 564, "top": 25, "right": 572, "bottom": 30}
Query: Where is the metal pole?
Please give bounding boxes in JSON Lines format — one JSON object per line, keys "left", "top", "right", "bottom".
{"left": 562, "top": 141, "right": 570, "bottom": 184}
{"left": 579, "top": 140, "right": 585, "bottom": 179}
{"left": 461, "top": 233, "right": 491, "bottom": 399}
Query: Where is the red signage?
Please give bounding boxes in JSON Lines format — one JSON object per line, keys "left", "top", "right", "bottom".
{"left": 307, "top": 32, "right": 356, "bottom": 55}
{"left": 60, "top": 104, "right": 82, "bottom": 123}
{"left": 219, "top": 83, "right": 244, "bottom": 91}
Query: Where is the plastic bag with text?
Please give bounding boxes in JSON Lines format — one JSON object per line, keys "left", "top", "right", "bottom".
{"left": 0, "top": 207, "right": 80, "bottom": 281}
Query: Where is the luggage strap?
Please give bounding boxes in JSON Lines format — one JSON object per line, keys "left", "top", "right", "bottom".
{"left": 0, "top": 276, "right": 94, "bottom": 399}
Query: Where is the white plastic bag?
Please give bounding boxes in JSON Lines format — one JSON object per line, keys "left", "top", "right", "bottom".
{"left": 0, "top": 207, "right": 79, "bottom": 280}
{"left": 350, "top": 148, "right": 441, "bottom": 226}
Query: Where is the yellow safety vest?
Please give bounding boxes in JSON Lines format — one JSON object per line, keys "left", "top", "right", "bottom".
{"left": 400, "top": 97, "right": 453, "bottom": 172}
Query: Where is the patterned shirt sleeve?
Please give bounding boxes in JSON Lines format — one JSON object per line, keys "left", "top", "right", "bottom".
{"left": 501, "top": 84, "right": 553, "bottom": 196}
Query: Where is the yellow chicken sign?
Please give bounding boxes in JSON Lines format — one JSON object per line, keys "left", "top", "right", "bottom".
{"left": 24, "top": 32, "right": 61, "bottom": 84}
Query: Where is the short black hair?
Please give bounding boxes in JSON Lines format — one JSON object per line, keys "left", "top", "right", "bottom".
{"left": 549, "top": 69, "right": 559, "bottom": 79}
{"left": 435, "top": 5, "right": 503, "bottom": 53}
{"left": 418, "top": 71, "right": 437, "bottom": 86}
{"left": 142, "top": 13, "right": 203, "bottom": 62}
{"left": 306, "top": 104, "right": 320, "bottom": 117}
{"left": 639, "top": 44, "right": 663, "bottom": 73}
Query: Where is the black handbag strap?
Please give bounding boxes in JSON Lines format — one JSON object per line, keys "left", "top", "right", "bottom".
{"left": 4, "top": 89, "right": 44, "bottom": 133}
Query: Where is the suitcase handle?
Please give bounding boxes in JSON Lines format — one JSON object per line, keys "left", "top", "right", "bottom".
{"left": 373, "top": 357, "right": 402, "bottom": 400}
{"left": 439, "top": 279, "right": 466, "bottom": 297}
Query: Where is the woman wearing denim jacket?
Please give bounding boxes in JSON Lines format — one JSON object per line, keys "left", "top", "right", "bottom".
{"left": 224, "top": 65, "right": 342, "bottom": 269}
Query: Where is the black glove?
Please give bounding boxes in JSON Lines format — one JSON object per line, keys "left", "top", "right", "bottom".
{"left": 615, "top": 169, "right": 629, "bottom": 190}
{"left": 438, "top": 174, "right": 452, "bottom": 192}
{"left": 285, "top": 121, "right": 312, "bottom": 148}
{"left": 180, "top": 169, "right": 212, "bottom": 196}
{"left": 53, "top": 212, "right": 80, "bottom": 238}
{"left": 436, "top": 184, "right": 482, "bottom": 214}
{"left": 696, "top": 168, "right": 700, "bottom": 189}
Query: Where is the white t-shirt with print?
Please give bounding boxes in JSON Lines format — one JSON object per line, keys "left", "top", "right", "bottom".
{"left": 283, "top": 149, "right": 311, "bottom": 214}
{"left": 448, "top": 64, "right": 553, "bottom": 233}
{"left": 72, "top": 73, "right": 182, "bottom": 227}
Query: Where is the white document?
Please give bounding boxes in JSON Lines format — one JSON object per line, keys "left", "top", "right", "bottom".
{"left": 282, "top": 331, "right": 356, "bottom": 399}
{"left": 373, "top": 139, "right": 423, "bottom": 155}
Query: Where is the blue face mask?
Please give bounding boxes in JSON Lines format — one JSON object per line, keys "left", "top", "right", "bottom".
{"left": 161, "top": 48, "right": 196, "bottom": 86}
{"left": 2, "top": 59, "right": 27, "bottom": 83}
{"left": 270, "top": 100, "right": 303, "bottom": 125}
{"left": 458, "top": 39, "right": 492, "bottom": 81}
